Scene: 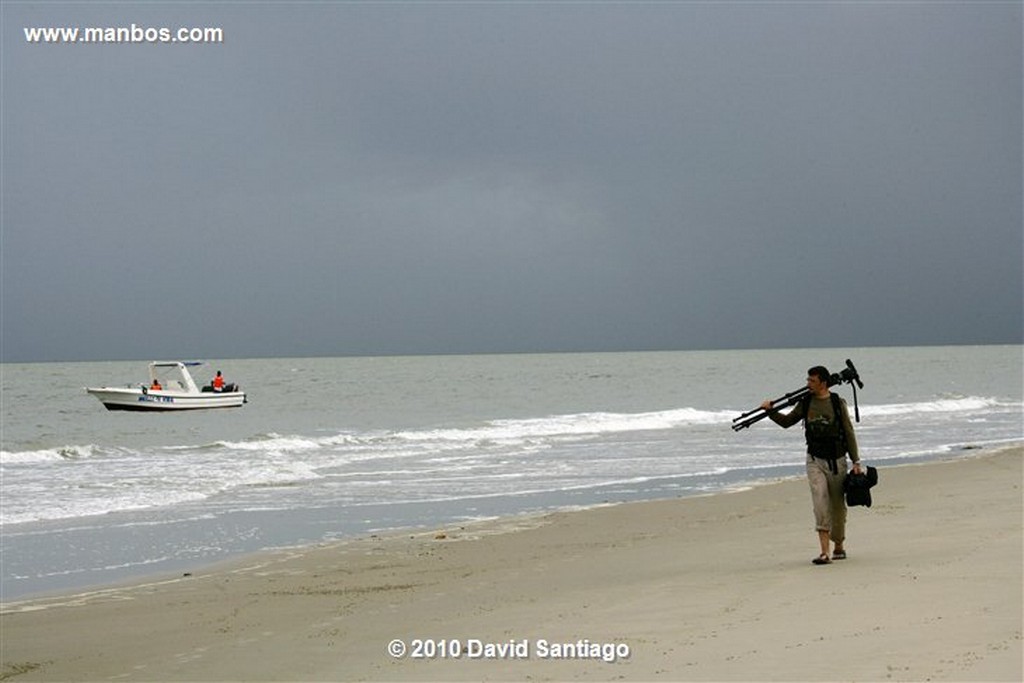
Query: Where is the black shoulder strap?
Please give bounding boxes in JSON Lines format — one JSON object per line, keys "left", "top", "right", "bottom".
{"left": 830, "top": 392, "right": 847, "bottom": 445}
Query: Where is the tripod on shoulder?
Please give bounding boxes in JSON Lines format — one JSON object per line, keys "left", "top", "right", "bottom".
{"left": 731, "top": 359, "right": 864, "bottom": 431}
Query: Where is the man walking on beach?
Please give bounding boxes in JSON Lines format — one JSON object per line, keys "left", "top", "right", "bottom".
{"left": 761, "top": 366, "right": 862, "bottom": 565}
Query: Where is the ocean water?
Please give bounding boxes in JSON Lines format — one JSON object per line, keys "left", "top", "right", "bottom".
{"left": 2, "top": 346, "right": 1021, "bottom": 601}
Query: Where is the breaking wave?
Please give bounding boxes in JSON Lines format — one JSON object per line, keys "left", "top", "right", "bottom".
{"left": 3, "top": 398, "right": 1019, "bottom": 526}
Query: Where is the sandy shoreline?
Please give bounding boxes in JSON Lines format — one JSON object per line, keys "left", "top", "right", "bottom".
{"left": 2, "top": 448, "right": 1021, "bottom": 681}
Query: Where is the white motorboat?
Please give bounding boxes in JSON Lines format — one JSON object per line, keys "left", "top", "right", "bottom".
{"left": 86, "top": 361, "right": 246, "bottom": 411}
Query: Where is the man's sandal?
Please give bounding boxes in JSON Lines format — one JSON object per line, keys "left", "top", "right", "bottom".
{"left": 812, "top": 554, "right": 832, "bottom": 565}
{"left": 832, "top": 550, "right": 847, "bottom": 560}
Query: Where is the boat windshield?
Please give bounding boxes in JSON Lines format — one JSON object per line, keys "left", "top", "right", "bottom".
{"left": 148, "top": 362, "right": 203, "bottom": 392}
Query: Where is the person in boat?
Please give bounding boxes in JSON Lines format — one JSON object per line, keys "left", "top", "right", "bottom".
{"left": 212, "top": 371, "right": 225, "bottom": 392}
{"left": 150, "top": 378, "right": 162, "bottom": 390}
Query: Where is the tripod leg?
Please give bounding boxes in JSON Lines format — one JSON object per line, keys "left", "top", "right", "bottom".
{"left": 732, "top": 387, "right": 810, "bottom": 431}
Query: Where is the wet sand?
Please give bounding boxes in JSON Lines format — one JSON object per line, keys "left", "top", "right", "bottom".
{"left": 1, "top": 448, "right": 1020, "bottom": 681}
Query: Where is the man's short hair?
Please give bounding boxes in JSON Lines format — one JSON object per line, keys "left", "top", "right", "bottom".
{"left": 808, "top": 366, "right": 831, "bottom": 384}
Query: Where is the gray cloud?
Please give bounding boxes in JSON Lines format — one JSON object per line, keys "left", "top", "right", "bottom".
{"left": 2, "top": 1, "right": 1020, "bottom": 361}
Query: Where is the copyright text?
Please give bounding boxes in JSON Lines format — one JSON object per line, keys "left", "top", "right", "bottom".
{"left": 388, "top": 637, "right": 631, "bottom": 663}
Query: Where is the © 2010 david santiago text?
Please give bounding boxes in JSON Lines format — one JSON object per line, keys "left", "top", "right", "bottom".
{"left": 388, "top": 637, "right": 631, "bottom": 663}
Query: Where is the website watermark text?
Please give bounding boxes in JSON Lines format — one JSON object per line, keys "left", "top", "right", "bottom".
{"left": 24, "top": 24, "right": 224, "bottom": 45}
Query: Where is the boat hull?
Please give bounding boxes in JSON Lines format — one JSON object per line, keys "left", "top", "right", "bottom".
{"left": 86, "top": 387, "right": 246, "bottom": 411}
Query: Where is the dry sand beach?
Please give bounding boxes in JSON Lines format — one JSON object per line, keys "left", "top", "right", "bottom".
{"left": 1, "top": 448, "right": 1020, "bottom": 682}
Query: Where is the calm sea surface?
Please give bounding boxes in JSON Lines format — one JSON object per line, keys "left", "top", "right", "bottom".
{"left": 2, "top": 346, "right": 1021, "bottom": 600}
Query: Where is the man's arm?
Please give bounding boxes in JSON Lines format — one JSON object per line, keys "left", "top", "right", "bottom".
{"left": 839, "top": 398, "right": 861, "bottom": 464}
{"left": 760, "top": 400, "right": 803, "bottom": 428}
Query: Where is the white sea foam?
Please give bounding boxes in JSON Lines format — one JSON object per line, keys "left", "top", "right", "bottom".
{"left": 860, "top": 396, "right": 1004, "bottom": 416}
{"left": 2, "top": 347, "right": 1022, "bottom": 601}
{"left": 0, "top": 444, "right": 115, "bottom": 464}
{"left": 4, "top": 396, "right": 1021, "bottom": 525}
